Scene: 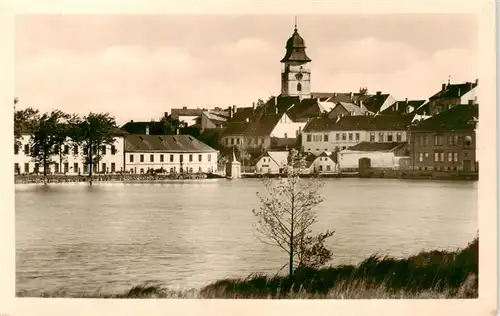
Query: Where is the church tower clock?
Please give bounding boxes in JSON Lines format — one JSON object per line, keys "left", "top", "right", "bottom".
{"left": 280, "top": 21, "right": 312, "bottom": 99}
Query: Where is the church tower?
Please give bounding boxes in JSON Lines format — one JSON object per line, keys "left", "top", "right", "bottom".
{"left": 280, "top": 20, "right": 312, "bottom": 99}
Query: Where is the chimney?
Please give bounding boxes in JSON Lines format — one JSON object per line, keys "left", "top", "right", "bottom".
{"left": 376, "top": 91, "right": 381, "bottom": 96}
{"left": 333, "top": 93, "right": 337, "bottom": 97}
{"left": 145, "top": 125, "right": 150, "bottom": 135}
{"left": 458, "top": 88, "right": 461, "bottom": 96}
{"left": 274, "top": 97, "right": 277, "bottom": 106}
{"left": 442, "top": 83, "right": 446, "bottom": 90}
{"left": 468, "top": 99, "right": 474, "bottom": 105}
{"left": 396, "top": 102, "right": 399, "bottom": 112}
{"left": 183, "top": 106, "right": 187, "bottom": 110}
{"left": 475, "top": 78, "right": 479, "bottom": 85}
{"left": 252, "top": 102, "right": 255, "bottom": 111}
{"left": 164, "top": 112, "right": 168, "bottom": 120}
{"left": 232, "top": 105, "right": 237, "bottom": 115}
{"left": 405, "top": 98, "right": 408, "bottom": 104}
{"left": 349, "top": 92, "right": 353, "bottom": 100}
{"left": 227, "top": 106, "right": 232, "bottom": 119}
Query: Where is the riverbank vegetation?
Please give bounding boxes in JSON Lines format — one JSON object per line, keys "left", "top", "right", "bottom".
{"left": 17, "top": 237, "right": 478, "bottom": 298}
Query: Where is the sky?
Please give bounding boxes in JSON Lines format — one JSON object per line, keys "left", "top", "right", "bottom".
{"left": 15, "top": 14, "right": 478, "bottom": 125}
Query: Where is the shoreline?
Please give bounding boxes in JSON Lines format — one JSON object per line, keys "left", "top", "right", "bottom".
{"left": 14, "top": 171, "right": 478, "bottom": 184}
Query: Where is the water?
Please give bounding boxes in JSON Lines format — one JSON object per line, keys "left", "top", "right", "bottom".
{"left": 16, "top": 178, "right": 477, "bottom": 295}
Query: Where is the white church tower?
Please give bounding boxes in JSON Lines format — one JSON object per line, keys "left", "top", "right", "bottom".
{"left": 280, "top": 19, "right": 312, "bottom": 99}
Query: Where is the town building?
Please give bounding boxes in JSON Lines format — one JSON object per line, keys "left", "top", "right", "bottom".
{"left": 280, "top": 23, "right": 312, "bottom": 99}
{"left": 408, "top": 103, "right": 478, "bottom": 172}
{"left": 302, "top": 114, "right": 412, "bottom": 154}
{"left": 123, "top": 134, "right": 219, "bottom": 174}
{"left": 337, "top": 142, "right": 409, "bottom": 170}
{"left": 14, "top": 133, "right": 126, "bottom": 175}
{"left": 327, "top": 101, "right": 372, "bottom": 119}
{"left": 380, "top": 99, "right": 427, "bottom": 115}
{"left": 254, "top": 151, "right": 289, "bottom": 174}
{"left": 309, "top": 151, "right": 338, "bottom": 173}
{"left": 427, "top": 80, "right": 478, "bottom": 115}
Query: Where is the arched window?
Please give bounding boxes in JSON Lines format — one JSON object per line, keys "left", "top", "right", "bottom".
{"left": 297, "top": 83, "right": 302, "bottom": 92}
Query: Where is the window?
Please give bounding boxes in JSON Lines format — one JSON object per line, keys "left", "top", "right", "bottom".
{"left": 424, "top": 152, "right": 429, "bottom": 159}
{"left": 14, "top": 163, "right": 19, "bottom": 174}
{"left": 198, "top": 154, "right": 202, "bottom": 162}
{"left": 236, "top": 138, "right": 240, "bottom": 145}
{"left": 73, "top": 163, "right": 79, "bottom": 173}
{"left": 326, "top": 165, "right": 331, "bottom": 171}
{"left": 434, "top": 152, "right": 444, "bottom": 162}
{"left": 447, "top": 135, "right": 453, "bottom": 146}
{"left": 348, "top": 133, "right": 353, "bottom": 141}
{"left": 419, "top": 153, "right": 424, "bottom": 162}
{"left": 297, "top": 83, "right": 302, "bottom": 92}
{"left": 225, "top": 138, "right": 229, "bottom": 145}
{"left": 396, "top": 132, "right": 402, "bottom": 142}
{"left": 189, "top": 154, "right": 193, "bottom": 162}
{"left": 336, "top": 133, "right": 340, "bottom": 141}
{"left": 140, "top": 168, "right": 144, "bottom": 174}
{"left": 306, "top": 134, "right": 311, "bottom": 142}
{"left": 111, "top": 145, "right": 116, "bottom": 155}
{"left": 34, "top": 163, "right": 39, "bottom": 173}
{"left": 434, "top": 134, "right": 444, "bottom": 146}
{"left": 130, "top": 154, "right": 134, "bottom": 163}
{"left": 355, "top": 133, "right": 360, "bottom": 141}
{"left": 342, "top": 133, "right": 346, "bottom": 141}
{"left": 319, "top": 165, "right": 323, "bottom": 171}
{"left": 24, "top": 144, "right": 29, "bottom": 154}
{"left": 378, "top": 132, "right": 384, "bottom": 142}
{"left": 170, "top": 154, "right": 174, "bottom": 162}
{"left": 73, "top": 145, "right": 79, "bottom": 155}
{"left": 260, "top": 138, "right": 265, "bottom": 144}
{"left": 101, "top": 145, "right": 106, "bottom": 155}
{"left": 415, "top": 136, "right": 420, "bottom": 145}
{"left": 24, "top": 163, "right": 29, "bottom": 173}
{"left": 180, "top": 155, "right": 184, "bottom": 162}
{"left": 170, "top": 168, "right": 174, "bottom": 173}
{"left": 111, "top": 163, "right": 116, "bottom": 172}
{"left": 342, "top": 146, "right": 346, "bottom": 150}
{"left": 64, "top": 163, "right": 69, "bottom": 173}
{"left": 150, "top": 154, "right": 154, "bottom": 162}
{"left": 231, "top": 138, "right": 234, "bottom": 145}
{"left": 140, "top": 154, "right": 144, "bottom": 162}
{"left": 324, "top": 134, "right": 329, "bottom": 142}
{"left": 189, "top": 167, "right": 193, "bottom": 173}
{"left": 54, "top": 163, "right": 59, "bottom": 173}
{"left": 423, "top": 136, "right": 429, "bottom": 146}
{"left": 14, "top": 144, "right": 19, "bottom": 155}
{"left": 448, "top": 152, "right": 452, "bottom": 162}
{"left": 387, "top": 133, "right": 393, "bottom": 142}
{"left": 64, "top": 145, "right": 69, "bottom": 154}
{"left": 453, "top": 152, "right": 459, "bottom": 162}
{"left": 102, "top": 163, "right": 106, "bottom": 173}
{"left": 453, "top": 135, "right": 459, "bottom": 145}
{"left": 434, "top": 152, "right": 439, "bottom": 162}
{"left": 208, "top": 154, "right": 212, "bottom": 162}
{"left": 369, "top": 133, "right": 375, "bottom": 142}
{"left": 83, "top": 164, "right": 88, "bottom": 173}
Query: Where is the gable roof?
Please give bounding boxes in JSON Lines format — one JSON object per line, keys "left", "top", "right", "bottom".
{"left": 303, "top": 114, "right": 412, "bottom": 133}
{"left": 335, "top": 101, "right": 372, "bottom": 116}
{"left": 124, "top": 134, "right": 217, "bottom": 153}
{"left": 221, "top": 122, "right": 251, "bottom": 136}
{"left": 410, "top": 103, "right": 478, "bottom": 132}
{"left": 381, "top": 100, "right": 427, "bottom": 115}
{"left": 430, "top": 81, "right": 478, "bottom": 100}
{"left": 314, "top": 151, "right": 338, "bottom": 163}
{"left": 363, "top": 93, "right": 392, "bottom": 113}
{"left": 171, "top": 108, "right": 203, "bottom": 119}
{"left": 345, "top": 142, "right": 407, "bottom": 152}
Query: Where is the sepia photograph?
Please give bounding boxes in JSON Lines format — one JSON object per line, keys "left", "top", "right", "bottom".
{"left": 1, "top": 1, "right": 497, "bottom": 315}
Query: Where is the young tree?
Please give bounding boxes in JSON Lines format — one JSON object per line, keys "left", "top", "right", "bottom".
{"left": 29, "top": 110, "right": 68, "bottom": 179}
{"left": 70, "top": 112, "right": 118, "bottom": 184}
{"left": 52, "top": 110, "right": 71, "bottom": 173}
{"left": 14, "top": 102, "right": 39, "bottom": 149}
{"left": 252, "top": 149, "right": 335, "bottom": 276}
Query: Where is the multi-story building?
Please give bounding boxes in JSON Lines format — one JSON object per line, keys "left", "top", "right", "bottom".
{"left": 409, "top": 103, "right": 478, "bottom": 172}
{"left": 123, "top": 134, "right": 218, "bottom": 174}
{"left": 14, "top": 133, "right": 126, "bottom": 175}
{"left": 302, "top": 114, "right": 412, "bottom": 154}
{"left": 428, "top": 80, "right": 478, "bottom": 115}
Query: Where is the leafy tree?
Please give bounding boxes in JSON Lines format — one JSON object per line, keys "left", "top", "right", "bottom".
{"left": 14, "top": 101, "right": 39, "bottom": 149}
{"left": 29, "top": 110, "right": 68, "bottom": 178}
{"left": 253, "top": 149, "right": 335, "bottom": 276}
{"left": 70, "top": 112, "right": 118, "bottom": 184}
{"left": 51, "top": 110, "right": 72, "bottom": 173}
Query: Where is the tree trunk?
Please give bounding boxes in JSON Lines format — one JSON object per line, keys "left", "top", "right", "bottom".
{"left": 289, "top": 201, "right": 294, "bottom": 277}
{"left": 43, "top": 152, "right": 48, "bottom": 184}
{"left": 59, "top": 145, "right": 63, "bottom": 174}
{"left": 89, "top": 144, "right": 93, "bottom": 185}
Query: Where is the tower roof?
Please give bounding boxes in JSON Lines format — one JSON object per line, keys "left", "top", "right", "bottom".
{"left": 280, "top": 26, "right": 311, "bottom": 63}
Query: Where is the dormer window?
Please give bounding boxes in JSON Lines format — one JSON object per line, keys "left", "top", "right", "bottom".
{"left": 297, "top": 83, "right": 302, "bottom": 92}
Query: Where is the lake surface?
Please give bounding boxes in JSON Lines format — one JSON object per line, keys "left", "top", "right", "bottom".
{"left": 16, "top": 178, "right": 478, "bottom": 295}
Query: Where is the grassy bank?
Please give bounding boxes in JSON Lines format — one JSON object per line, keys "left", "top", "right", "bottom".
{"left": 17, "top": 237, "right": 478, "bottom": 299}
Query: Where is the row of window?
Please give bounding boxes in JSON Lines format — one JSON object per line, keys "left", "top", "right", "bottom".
{"left": 14, "top": 162, "right": 117, "bottom": 174}
{"left": 306, "top": 132, "right": 403, "bottom": 143}
{"left": 225, "top": 137, "right": 266, "bottom": 146}
{"left": 417, "top": 151, "right": 465, "bottom": 163}
{"left": 14, "top": 144, "right": 117, "bottom": 156}
{"left": 129, "top": 153, "right": 212, "bottom": 163}
{"left": 128, "top": 166, "right": 215, "bottom": 174}
{"left": 414, "top": 134, "right": 473, "bottom": 148}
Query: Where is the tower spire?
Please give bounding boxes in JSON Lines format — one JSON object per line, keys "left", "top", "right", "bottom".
{"left": 294, "top": 16, "right": 298, "bottom": 31}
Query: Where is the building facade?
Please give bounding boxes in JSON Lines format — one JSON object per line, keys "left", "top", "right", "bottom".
{"left": 409, "top": 103, "right": 478, "bottom": 172}
{"left": 123, "top": 134, "right": 218, "bottom": 174}
{"left": 14, "top": 134, "right": 125, "bottom": 175}
{"left": 428, "top": 80, "right": 478, "bottom": 116}
{"left": 337, "top": 142, "right": 408, "bottom": 170}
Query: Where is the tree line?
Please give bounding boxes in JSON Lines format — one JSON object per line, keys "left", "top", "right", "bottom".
{"left": 14, "top": 98, "right": 119, "bottom": 183}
